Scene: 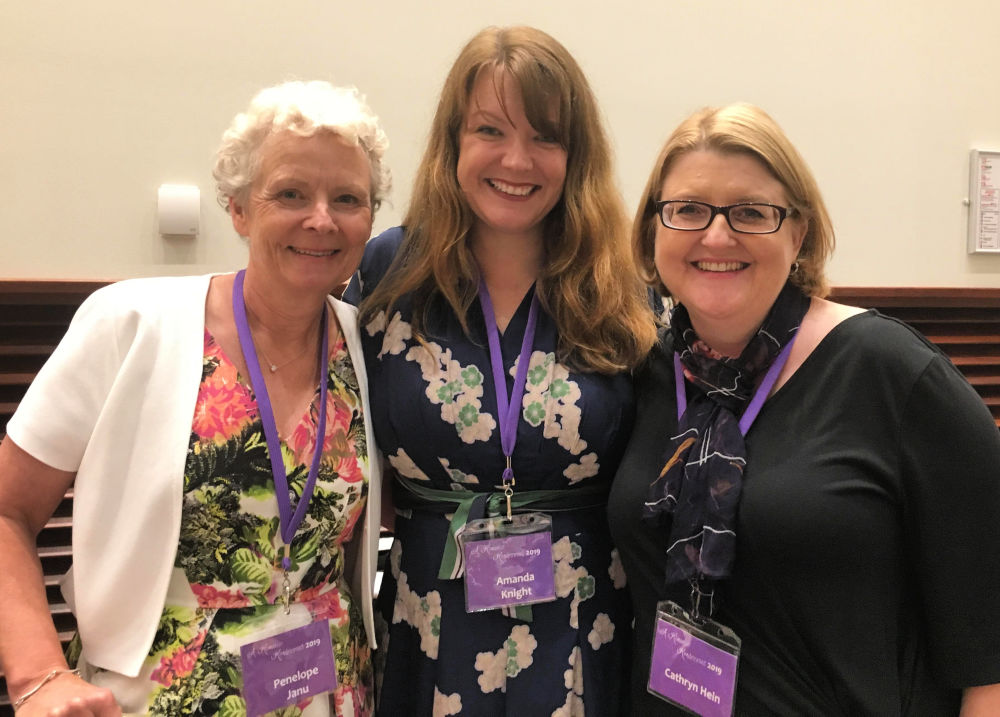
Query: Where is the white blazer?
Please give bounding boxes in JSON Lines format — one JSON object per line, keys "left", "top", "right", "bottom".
{"left": 7, "top": 274, "right": 380, "bottom": 676}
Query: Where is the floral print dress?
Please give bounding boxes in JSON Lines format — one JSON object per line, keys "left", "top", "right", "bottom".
{"left": 348, "top": 228, "right": 635, "bottom": 717}
{"left": 69, "top": 330, "right": 373, "bottom": 716}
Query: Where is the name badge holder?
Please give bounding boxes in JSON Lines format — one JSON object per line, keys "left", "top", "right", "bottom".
{"left": 646, "top": 339, "right": 795, "bottom": 715}
{"left": 237, "top": 611, "right": 339, "bottom": 717}
{"left": 458, "top": 511, "right": 556, "bottom": 612}
{"left": 647, "top": 600, "right": 741, "bottom": 716}
{"left": 232, "top": 270, "right": 338, "bottom": 715}
{"left": 463, "top": 281, "right": 555, "bottom": 615}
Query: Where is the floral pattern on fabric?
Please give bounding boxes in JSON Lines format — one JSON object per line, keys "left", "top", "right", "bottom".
{"left": 518, "top": 351, "right": 587, "bottom": 455}
{"left": 407, "top": 336, "right": 496, "bottom": 444}
{"left": 474, "top": 624, "right": 538, "bottom": 693}
{"left": 73, "top": 330, "right": 372, "bottom": 716}
{"left": 354, "top": 230, "right": 634, "bottom": 717}
{"left": 553, "top": 647, "right": 585, "bottom": 717}
{"left": 386, "top": 541, "right": 442, "bottom": 660}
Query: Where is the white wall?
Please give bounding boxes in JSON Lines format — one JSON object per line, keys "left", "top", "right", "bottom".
{"left": 2, "top": 0, "right": 999, "bottom": 287}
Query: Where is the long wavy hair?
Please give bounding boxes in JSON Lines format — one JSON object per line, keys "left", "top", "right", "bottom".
{"left": 361, "top": 25, "right": 656, "bottom": 373}
{"left": 633, "top": 103, "right": 835, "bottom": 299}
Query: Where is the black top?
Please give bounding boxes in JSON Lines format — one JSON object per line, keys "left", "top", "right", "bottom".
{"left": 609, "top": 312, "right": 1000, "bottom": 716}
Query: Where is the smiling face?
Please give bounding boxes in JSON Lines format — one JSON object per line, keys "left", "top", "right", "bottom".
{"left": 230, "top": 130, "right": 373, "bottom": 300}
{"left": 655, "top": 149, "right": 806, "bottom": 355}
{"left": 456, "top": 69, "right": 568, "bottom": 244}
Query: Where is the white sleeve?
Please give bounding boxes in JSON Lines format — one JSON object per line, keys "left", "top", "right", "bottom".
{"left": 7, "top": 284, "right": 131, "bottom": 471}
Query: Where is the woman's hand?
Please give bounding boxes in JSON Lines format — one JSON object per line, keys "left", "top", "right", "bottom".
{"left": 13, "top": 670, "right": 120, "bottom": 716}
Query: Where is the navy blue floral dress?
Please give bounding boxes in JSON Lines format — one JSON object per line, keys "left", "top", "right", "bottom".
{"left": 347, "top": 227, "right": 635, "bottom": 716}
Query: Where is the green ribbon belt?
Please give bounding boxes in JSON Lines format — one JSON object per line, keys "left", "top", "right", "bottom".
{"left": 392, "top": 476, "right": 610, "bottom": 579}
{"left": 391, "top": 476, "right": 610, "bottom": 622}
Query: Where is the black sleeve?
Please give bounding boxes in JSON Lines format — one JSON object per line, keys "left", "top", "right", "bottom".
{"left": 900, "top": 353, "right": 1000, "bottom": 686}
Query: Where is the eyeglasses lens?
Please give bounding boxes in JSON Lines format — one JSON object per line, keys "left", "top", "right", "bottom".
{"left": 661, "top": 202, "right": 782, "bottom": 233}
{"left": 728, "top": 205, "right": 780, "bottom": 232}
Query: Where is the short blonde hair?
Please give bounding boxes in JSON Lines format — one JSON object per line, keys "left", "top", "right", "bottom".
{"left": 362, "top": 26, "right": 656, "bottom": 373}
{"left": 633, "top": 103, "right": 834, "bottom": 298}
{"left": 212, "top": 80, "right": 390, "bottom": 211}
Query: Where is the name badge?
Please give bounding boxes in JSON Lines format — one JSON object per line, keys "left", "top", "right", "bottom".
{"left": 240, "top": 620, "right": 338, "bottom": 717}
{"left": 460, "top": 513, "right": 556, "bottom": 612}
{"left": 647, "top": 600, "right": 740, "bottom": 717}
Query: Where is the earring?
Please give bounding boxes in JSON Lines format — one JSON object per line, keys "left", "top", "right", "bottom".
{"left": 789, "top": 261, "right": 800, "bottom": 276}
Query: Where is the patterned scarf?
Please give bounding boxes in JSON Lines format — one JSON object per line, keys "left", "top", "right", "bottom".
{"left": 644, "top": 281, "right": 811, "bottom": 586}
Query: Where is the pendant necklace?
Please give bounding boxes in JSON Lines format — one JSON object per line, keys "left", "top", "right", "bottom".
{"left": 244, "top": 303, "right": 316, "bottom": 373}
{"left": 257, "top": 342, "right": 313, "bottom": 373}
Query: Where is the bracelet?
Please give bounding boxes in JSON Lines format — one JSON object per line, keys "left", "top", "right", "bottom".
{"left": 12, "top": 668, "right": 81, "bottom": 711}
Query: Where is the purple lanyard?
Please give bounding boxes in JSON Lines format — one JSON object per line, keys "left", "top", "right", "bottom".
{"left": 478, "top": 281, "right": 539, "bottom": 484}
{"left": 674, "top": 337, "right": 796, "bottom": 436}
{"left": 232, "top": 269, "right": 329, "bottom": 569}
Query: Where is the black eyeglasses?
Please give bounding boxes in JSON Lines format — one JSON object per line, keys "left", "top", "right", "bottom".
{"left": 655, "top": 200, "right": 791, "bottom": 234}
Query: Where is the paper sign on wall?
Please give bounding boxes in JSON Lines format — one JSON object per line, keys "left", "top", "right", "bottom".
{"left": 969, "top": 150, "right": 1000, "bottom": 254}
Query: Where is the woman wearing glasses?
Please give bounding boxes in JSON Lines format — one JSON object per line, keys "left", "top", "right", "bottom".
{"left": 609, "top": 103, "right": 1000, "bottom": 714}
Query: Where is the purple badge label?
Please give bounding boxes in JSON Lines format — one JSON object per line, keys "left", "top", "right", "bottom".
{"left": 463, "top": 531, "right": 555, "bottom": 612}
{"left": 648, "top": 617, "right": 738, "bottom": 717}
{"left": 240, "top": 620, "right": 338, "bottom": 717}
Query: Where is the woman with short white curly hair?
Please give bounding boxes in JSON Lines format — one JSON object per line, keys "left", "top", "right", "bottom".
{"left": 213, "top": 80, "right": 390, "bottom": 213}
{"left": 0, "top": 79, "right": 388, "bottom": 716}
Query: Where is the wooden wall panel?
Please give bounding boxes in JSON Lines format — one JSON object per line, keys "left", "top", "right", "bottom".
{"left": 0, "top": 281, "right": 996, "bottom": 711}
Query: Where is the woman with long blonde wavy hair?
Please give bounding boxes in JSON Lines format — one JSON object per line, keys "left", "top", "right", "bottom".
{"left": 346, "top": 24, "right": 655, "bottom": 716}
